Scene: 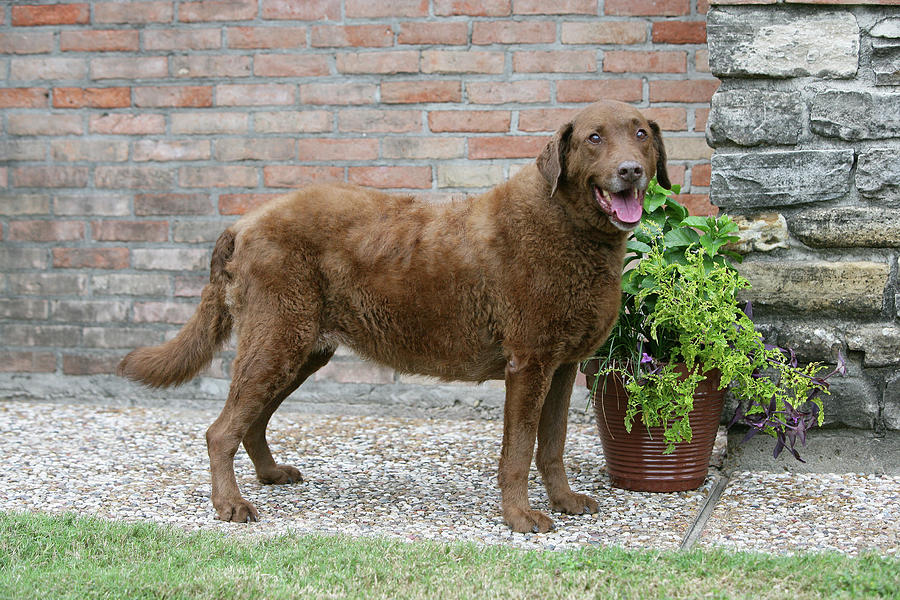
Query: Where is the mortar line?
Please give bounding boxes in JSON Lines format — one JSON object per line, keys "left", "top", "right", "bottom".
{"left": 679, "top": 471, "right": 729, "bottom": 552}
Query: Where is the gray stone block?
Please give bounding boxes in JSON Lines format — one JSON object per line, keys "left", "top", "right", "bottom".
{"left": 857, "top": 148, "right": 900, "bottom": 202}
{"left": 846, "top": 324, "right": 900, "bottom": 367}
{"left": 710, "top": 150, "right": 853, "bottom": 210}
{"left": 885, "top": 373, "right": 900, "bottom": 430}
{"left": 870, "top": 14, "right": 900, "bottom": 85}
{"left": 708, "top": 89, "right": 803, "bottom": 147}
{"left": 787, "top": 206, "right": 900, "bottom": 248}
{"left": 707, "top": 8, "right": 859, "bottom": 79}
{"left": 810, "top": 91, "right": 900, "bottom": 141}
{"left": 737, "top": 259, "right": 889, "bottom": 316}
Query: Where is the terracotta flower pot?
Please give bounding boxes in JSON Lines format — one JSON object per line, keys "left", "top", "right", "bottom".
{"left": 587, "top": 365, "right": 725, "bottom": 492}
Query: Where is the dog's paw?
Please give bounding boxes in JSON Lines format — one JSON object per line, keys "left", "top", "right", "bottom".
{"left": 550, "top": 491, "right": 599, "bottom": 516}
{"left": 213, "top": 497, "right": 259, "bottom": 523}
{"left": 257, "top": 464, "right": 302, "bottom": 485}
{"left": 503, "top": 507, "right": 555, "bottom": 533}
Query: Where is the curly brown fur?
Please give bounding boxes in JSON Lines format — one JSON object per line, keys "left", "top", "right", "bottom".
{"left": 119, "top": 100, "right": 669, "bottom": 532}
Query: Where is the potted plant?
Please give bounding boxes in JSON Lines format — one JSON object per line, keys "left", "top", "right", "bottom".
{"left": 583, "top": 180, "right": 845, "bottom": 492}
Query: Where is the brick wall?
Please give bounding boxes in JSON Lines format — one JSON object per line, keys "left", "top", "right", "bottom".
{"left": 706, "top": 0, "right": 899, "bottom": 432}
{"left": 1, "top": 1, "right": 715, "bottom": 395}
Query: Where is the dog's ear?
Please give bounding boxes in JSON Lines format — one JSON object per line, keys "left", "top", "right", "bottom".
{"left": 537, "top": 122, "right": 573, "bottom": 197}
{"left": 648, "top": 120, "right": 671, "bottom": 190}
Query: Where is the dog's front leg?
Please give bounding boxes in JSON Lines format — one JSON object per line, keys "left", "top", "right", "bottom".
{"left": 499, "top": 355, "right": 555, "bottom": 533}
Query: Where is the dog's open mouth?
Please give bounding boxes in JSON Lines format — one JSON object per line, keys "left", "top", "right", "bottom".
{"left": 593, "top": 185, "right": 644, "bottom": 231}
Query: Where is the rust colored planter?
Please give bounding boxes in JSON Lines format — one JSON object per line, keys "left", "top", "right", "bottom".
{"left": 589, "top": 367, "right": 725, "bottom": 493}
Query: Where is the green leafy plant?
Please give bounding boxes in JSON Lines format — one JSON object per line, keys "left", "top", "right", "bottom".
{"left": 585, "top": 180, "right": 844, "bottom": 457}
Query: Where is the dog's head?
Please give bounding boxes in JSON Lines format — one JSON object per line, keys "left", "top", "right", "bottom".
{"left": 537, "top": 100, "right": 670, "bottom": 233}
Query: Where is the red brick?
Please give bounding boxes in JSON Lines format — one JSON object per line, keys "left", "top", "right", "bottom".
{"left": 604, "top": 50, "right": 686, "bottom": 73}
{"left": 174, "top": 275, "right": 207, "bottom": 297}
{"left": 172, "top": 111, "right": 248, "bottom": 134}
{"left": 53, "top": 248, "right": 129, "bottom": 269}
{"left": 12, "top": 3, "right": 89, "bottom": 26}
{"left": 60, "top": 30, "right": 140, "bottom": 52}
{"left": 421, "top": 50, "right": 505, "bottom": 74}
{"left": 382, "top": 137, "right": 464, "bottom": 159}
{"left": 557, "top": 79, "right": 642, "bottom": 103}
{"left": 254, "top": 54, "right": 330, "bottom": 77}
{"left": 337, "top": 51, "right": 419, "bottom": 74}
{"left": 51, "top": 139, "right": 129, "bottom": 162}
{"left": 134, "top": 86, "right": 212, "bottom": 108}
{"left": 518, "top": 108, "right": 581, "bottom": 132}
{"left": 381, "top": 81, "right": 461, "bottom": 104}
{"left": 429, "top": 110, "right": 510, "bottom": 132}
{"left": 649, "top": 79, "right": 719, "bottom": 103}
{"left": 63, "top": 354, "right": 120, "bottom": 376}
{"left": 179, "top": 166, "right": 257, "bottom": 188}
{"left": 90, "top": 114, "right": 165, "bottom": 135}
{"left": 0, "top": 352, "right": 55, "bottom": 373}
{"left": 172, "top": 55, "right": 252, "bottom": 78}
{"left": 695, "top": 108, "right": 710, "bottom": 132}
{"left": 219, "top": 193, "right": 282, "bottom": 215}
{"left": 0, "top": 32, "right": 54, "bottom": 54}
{"left": 261, "top": 0, "right": 341, "bottom": 20}
{"left": 0, "top": 88, "right": 48, "bottom": 108}
{"left": 561, "top": 22, "right": 646, "bottom": 44}
{"left": 254, "top": 111, "right": 331, "bottom": 133}
{"left": 133, "top": 140, "right": 211, "bottom": 162}
{"left": 94, "top": 1, "right": 174, "bottom": 23}
{"left": 514, "top": 50, "right": 597, "bottom": 73}
{"left": 95, "top": 166, "right": 174, "bottom": 189}
{"left": 180, "top": 0, "right": 256, "bottom": 22}
{"left": 132, "top": 248, "right": 208, "bottom": 271}
{"left": 263, "top": 166, "right": 344, "bottom": 188}
{"left": 642, "top": 107, "right": 688, "bottom": 131}
{"left": 92, "top": 220, "right": 168, "bottom": 242}
{"left": 13, "top": 167, "right": 89, "bottom": 188}
{"left": 466, "top": 80, "right": 551, "bottom": 104}
{"left": 691, "top": 163, "right": 711, "bottom": 188}
{"left": 315, "top": 360, "right": 394, "bottom": 384}
{"left": 311, "top": 25, "right": 393, "bottom": 48}
{"left": 513, "top": 0, "right": 596, "bottom": 14}
{"left": 434, "top": 0, "right": 510, "bottom": 15}
{"left": 397, "top": 22, "right": 468, "bottom": 45}
{"left": 10, "top": 57, "right": 87, "bottom": 81}
{"left": 676, "top": 194, "right": 717, "bottom": 217}
{"left": 9, "top": 220, "right": 85, "bottom": 242}
{"left": 132, "top": 302, "right": 196, "bottom": 324}
{"left": 297, "top": 138, "right": 379, "bottom": 161}
{"left": 665, "top": 164, "right": 686, "bottom": 188}
{"left": 698, "top": 0, "right": 709, "bottom": 12}
{"left": 696, "top": 49, "right": 710, "bottom": 73}
{"left": 214, "top": 138, "right": 295, "bottom": 161}
{"left": 144, "top": 29, "right": 220, "bottom": 50}
{"left": 90, "top": 57, "right": 168, "bottom": 80}
{"left": 53, "top": 87, "right": 130, "bottom": 109}
{"left": 473, "top": 21, "right": 556, "bottom": 45}
{"left": 300, "top": 82, "right": 377, "bottom": 105}
{"left": 652, "top": 21, "right": 707, "bottom": 44}
{"left": 605, "top": 0, "right": 689, "bottom": 15}
{"left": 228, "top": 26, "right": 307, "bottom": 48}
{"left": 469, "top": 136, "right": 547, "bottom": 159}
{"left": 135, "top": 193, "right": 214, "bottom": 215}
{"left": 8, "top": 113, "right": 82, "bottom": 135}
{"left": 346, "top": 0, "right": 427, "bottom": 17}
{"left": 216, "top": 83, "right": 295, "bottom": 106}
{"left": 348, "top": 166, "right": 432, "bottom": 189}
{"left": 338, "top": 110, "right": 421, "bottom": 133}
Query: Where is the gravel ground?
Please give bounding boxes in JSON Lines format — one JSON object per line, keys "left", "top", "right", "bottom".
{"left": 1, "top": 400, "right": 897, "bottom": 555}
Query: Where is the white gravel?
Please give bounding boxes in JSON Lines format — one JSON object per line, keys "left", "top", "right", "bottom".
{"left": 1, "top": 400, "right": 896, "bottom": 555}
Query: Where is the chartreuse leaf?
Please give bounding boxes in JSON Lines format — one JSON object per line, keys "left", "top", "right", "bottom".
{"left": 663, "top": 227, "right": 699, "bottom": 248}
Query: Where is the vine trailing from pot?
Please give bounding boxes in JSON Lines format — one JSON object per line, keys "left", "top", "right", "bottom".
{"left": 584, "top": 179, "right": 846, "bottom": 460}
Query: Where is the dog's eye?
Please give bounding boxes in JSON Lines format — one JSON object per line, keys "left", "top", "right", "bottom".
{"left": 587, "top": 133, "right": 602, "bottom": 144}
{"left": 636, "top": 129, "right": 648, "bottom": 140}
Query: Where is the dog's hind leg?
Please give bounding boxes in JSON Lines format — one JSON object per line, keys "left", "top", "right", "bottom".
{"left": 242, "top": 346, "right": 334, "bottom": 485}
{"left": 205, "top": 308, "right": 321, "bottom": 523}
{"left": 536, "top": 362, "right": 599, "bottom": 516}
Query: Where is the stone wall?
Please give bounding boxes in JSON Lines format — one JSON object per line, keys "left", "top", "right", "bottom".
{"left": 706, "top": 0, "right": 899, "bottom": 432}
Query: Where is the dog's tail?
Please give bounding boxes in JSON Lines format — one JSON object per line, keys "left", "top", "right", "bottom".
{"left": 118, "top": 229, "right": 236, "bottom": 388}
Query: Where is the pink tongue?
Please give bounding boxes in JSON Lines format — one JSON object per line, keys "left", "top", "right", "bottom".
{"left": 609, "top": 189, "right": 644, "bottom": 224}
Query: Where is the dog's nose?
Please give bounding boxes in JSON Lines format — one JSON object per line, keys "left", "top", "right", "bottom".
{"left": 617, "top": 161, "right": 644, "bottom": 184}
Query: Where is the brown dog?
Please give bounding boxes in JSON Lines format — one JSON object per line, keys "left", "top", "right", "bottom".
{"left": 119, "top": 100, "right": 670, "bottom": 533}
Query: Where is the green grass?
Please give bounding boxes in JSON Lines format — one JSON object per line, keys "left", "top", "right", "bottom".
{"left": 1, "top": 512, "right": 897, "bottom": 600}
